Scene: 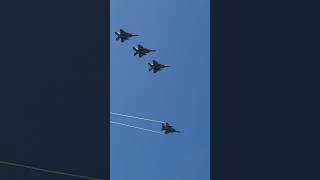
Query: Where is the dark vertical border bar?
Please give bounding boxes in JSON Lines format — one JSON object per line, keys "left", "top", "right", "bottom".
{"left": 104, "top": 0, "right": 110, "bottom": 179}
{"left": 0, "top": 0, "right": 110, "bottom": 179}
{"left": 210, "top": 0, "right": 217, "bottom": 179}
{"left": 211, "top": 0, "right": 320, "bottom": 180}
{"left": 210, "top": 0, "right": 221, "bottom": 180}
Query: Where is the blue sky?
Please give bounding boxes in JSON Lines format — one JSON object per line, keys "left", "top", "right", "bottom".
{"left": 110, "top": 0, "right": 210, "bottom": 179}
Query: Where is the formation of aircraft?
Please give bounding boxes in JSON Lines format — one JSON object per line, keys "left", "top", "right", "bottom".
{"left": 115, "top": 29, "right": 179, "bottom": 134}
{"left": 115, "top": 29, "right": 138, "bottom": 42}
{"left": 115, "top": 29, "right": 170, "bottom": 73}
{"left": 148, "top": 60, "right": 171, "bottom": 73}
{"left": 161, "top": 123, "right": 180, "bottom": 134}
{"left": 133, "top": 44, "right": 156, "bottom": 58}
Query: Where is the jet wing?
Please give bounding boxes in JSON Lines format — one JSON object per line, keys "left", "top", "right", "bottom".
{"left": 165, "top": 123, "right": 172, "bottom": 127}
{"left": 139, "top": 53, "right": 143, "bottom": 58}
{"left": 153, "top": 69, "right": 158, "bottom": 73}
{"left": 119, "top": 29, "right": 126, "bottom": 33}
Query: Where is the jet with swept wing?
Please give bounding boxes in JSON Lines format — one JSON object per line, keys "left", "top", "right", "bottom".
{"left": 161, "top": 123, "right": 180, "bottom": 134}
{"left": 148, "top": 60, "right": 170, "bottom": 73}
{"left": 115, "top": 29, "right": 138, "bottom": 42}
{"left": 133, "top": 44, "right": 156, "bottom": 58}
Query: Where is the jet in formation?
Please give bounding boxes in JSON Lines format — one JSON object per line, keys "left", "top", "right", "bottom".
{"left": 115, "top": 29, "right": 138, "bottom": 42}
{"left": 133, "top": 44, "right": 156, "bottom": 58}
{"left": 161, "top": 123, "right": 180, "bottom": 134}
{"left": 148, "top": 60, "right": 170, "bottom": 73}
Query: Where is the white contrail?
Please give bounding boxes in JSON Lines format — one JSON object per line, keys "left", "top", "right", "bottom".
{"left": 110, "top": 121, "right": 164, "bottom": 135}
{"left": 0, "top": 161, "right": 103, "bottom": 180}
{"left": 110, "top": 112, "right": 165, "bottom": 123}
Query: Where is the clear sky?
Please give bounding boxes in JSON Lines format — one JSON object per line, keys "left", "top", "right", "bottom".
{"left": 110, "top": 0, "right": 210, "bottom": 179}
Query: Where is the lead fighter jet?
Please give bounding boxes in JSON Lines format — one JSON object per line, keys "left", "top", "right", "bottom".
{"left": 133, "top": 44, "right": 156, "bottom": 58}
{"left": 148, "top": 60, "right": 170, "bottom": 73}
{"left": 115, "top": 29, "right": 138, "bottom": 42}
{"left": 161, "top": 123, "right": 180, "bottom": 134}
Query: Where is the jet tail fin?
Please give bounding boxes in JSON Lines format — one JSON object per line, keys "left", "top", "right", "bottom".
{"left": 148, "top": 63, "right": 153, "bottom": 71}
{"left": 133, "top": 47, "right": 138, "bottom": 56}
{"left": 161, "top": 123, "right": 165, "bottom": 131}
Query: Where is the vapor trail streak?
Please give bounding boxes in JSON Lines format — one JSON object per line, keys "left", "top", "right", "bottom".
{"left": 0, "top": 161, "right": 103, "bottom": 180}
{"left": 110, "top": 121, "right": 164, "bottom": 135}
{"left": 110, "top": 112, "right": 165, "bottom": 123}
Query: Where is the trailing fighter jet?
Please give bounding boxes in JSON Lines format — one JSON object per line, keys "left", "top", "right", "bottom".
{"left": 161, "top": 123, "right": 180, "bottom": 134}
{"left": 148, "top": 60, "right": 170, "bottom": 73}
{"left": 115, "top": 29, "right": 138, "bottom": 42}
{"left": 133, "top": 44, "right": 156, "bottom": 58}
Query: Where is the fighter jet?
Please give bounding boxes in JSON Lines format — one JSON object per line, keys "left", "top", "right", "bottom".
{"left": 115, "top": 29, "right": 138, "bottom": 42}
{"left": 133, "top": 44, "right": 156, "bottom": 58}
{"left": 148, "top": 60, "right": 171, "bottom": 73}
{"left": 161, "top": 123, "right": 180, "bottom": 134}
